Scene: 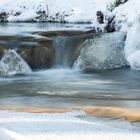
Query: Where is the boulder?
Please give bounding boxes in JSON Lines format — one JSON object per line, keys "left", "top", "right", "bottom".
{"left": 74, "top": 32, "right": 127, "bottom": 71}
{"left": 0, "top": 49, "right": 32, "bottom": 76}
{"left": 0, "top": 36, "right": 54, "bottom": 70}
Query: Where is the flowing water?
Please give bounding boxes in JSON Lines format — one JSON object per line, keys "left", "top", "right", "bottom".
{"left": 0, "top": 23, "right": 140, "bottom": 140}
{"left": 1, "top": 68, "right": 140, "bottom": 109}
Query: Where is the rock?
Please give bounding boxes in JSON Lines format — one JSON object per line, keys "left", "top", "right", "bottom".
{"left": 0, "top": 47, "right": 4, "bottom": 60}
{"left": 18, "top": 45, "right": 54, "bottom": 69}
{"left": 74, "top": 32, "right": 127, "bottom": 71}
{"left": 0, "top": 49, "right": 32, "bottom": 76}
{"left": 0, "top": 36, "right": 54, "bottom": 70}
{"left": 96, "top": 11, "right": 104, "bottom": 24}
{"left": 0, "top": 31, "right": 97, "bottom": 69}
{"left": 0, "top": 12, "right": 9, "bottom": 22}
{"left": 105, "top": 15, "right": 116, "bottom": 32}
{"left": 96, "top": 11, "right": 115, "bottom": 32}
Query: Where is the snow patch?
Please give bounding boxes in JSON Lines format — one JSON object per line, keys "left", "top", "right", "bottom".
{"left": 0, "top": 111, "right": 140, "bottom": 140}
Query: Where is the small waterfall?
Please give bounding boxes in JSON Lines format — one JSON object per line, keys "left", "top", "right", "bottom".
{"left": 53, "top": 36, "right": 68, "bottom": 67}
{"left": 0, "top": 49, "right": 32, "bottom": 76}
{"left": 53, "top": 35, "right": 89, "bottom": 68}
{"left": 74, "top": 32, "right": 127, "bottom": 71}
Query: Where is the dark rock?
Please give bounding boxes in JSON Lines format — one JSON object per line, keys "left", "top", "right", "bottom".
{"left": 0, "top": 12, "right": 9, "bottom": 22}
{"left": 96, "top": 11, "right": 104, "bottom": 24}
{"left": 0, "top": 47, "right": 4, "bottom": 60}
{"left": 18, "top": 45, "right": 54, "bottom": 69}
{"left": 105, "top": 16, "right": 116, "bottom": 32}
{"left": 96, "top": 11, "right": 115, "bottom": 32}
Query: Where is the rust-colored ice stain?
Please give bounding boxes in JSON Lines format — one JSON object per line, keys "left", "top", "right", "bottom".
{"left": 84, "top": 106, "right": 140, "bottom": 121}
{"left": 0, "top": 105, "right": 140, "bottom": 121}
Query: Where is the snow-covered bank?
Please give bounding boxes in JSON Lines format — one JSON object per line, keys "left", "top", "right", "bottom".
{"left": 0, "top": 0, "right": 139, "bottom": 28}
{"left": 0, "top": 111, "right": 140, "bottom": 140}
{"left": 0, "top": 0, "right": 112, "bottom": 22}
{"left": 0, "top": 0, "right": 139, "bottom": 31}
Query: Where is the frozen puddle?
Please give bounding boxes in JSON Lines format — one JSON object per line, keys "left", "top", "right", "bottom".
{"left": 0, "top": 111, "right": 140, "bottom": 140}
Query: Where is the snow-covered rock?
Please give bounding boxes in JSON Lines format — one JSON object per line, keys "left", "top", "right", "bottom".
{"left": 74, "top": 32, "right": 126, "bottom": 70}
{"left": 0, "top": 49, "right": 32, "bottom": 76}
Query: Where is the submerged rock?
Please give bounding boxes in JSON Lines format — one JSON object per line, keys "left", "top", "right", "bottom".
{"left": 74, "top": 32, "right": 127, "bottom": 71}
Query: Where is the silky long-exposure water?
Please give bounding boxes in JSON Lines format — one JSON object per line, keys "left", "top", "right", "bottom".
{"left": 0, "top": 23, "right": 140, "bottom": 140}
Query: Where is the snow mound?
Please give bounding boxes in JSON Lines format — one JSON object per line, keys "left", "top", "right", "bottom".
{"left": 124, "top": 20, "right": 140, "bottom": 70}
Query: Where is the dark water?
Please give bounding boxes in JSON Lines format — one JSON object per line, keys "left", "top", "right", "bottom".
{"left": 0, "top": 23, "right": 140, "bottom": 110}
{"left": 0, "top": 22, "right": 91, "bottom": 35}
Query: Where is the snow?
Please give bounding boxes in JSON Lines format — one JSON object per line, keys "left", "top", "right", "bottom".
{"left": 113, "top": 0, "right": 140, "bottom": 32}
{"left": 0, "top": 111, "right": 140, "bottom": 140}
{"left": 124, "top": 16, "right": 140, "bottom": 69}
{"left": 0, "top": 0, "right": 112, "bottom": 23}
{"left": 0, "top": 129, "right": 16, "bottom": 140}
{"left": 0, "top": 0, "right": 139, "bottom": 29}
